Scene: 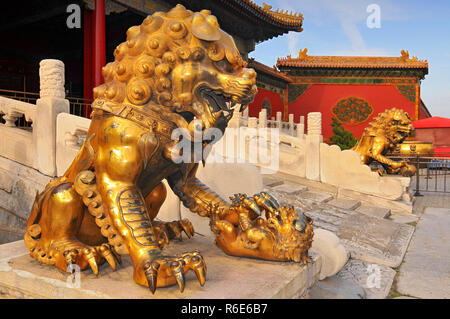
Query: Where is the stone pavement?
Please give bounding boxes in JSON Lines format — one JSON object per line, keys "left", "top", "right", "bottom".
{"left": 396, "top": 207, "right": 450, "bottom": 299}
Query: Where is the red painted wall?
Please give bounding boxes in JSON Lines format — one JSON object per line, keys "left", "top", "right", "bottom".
{"left": 288, "top": 84, "right": 417, "bottom": 139}
{"left": 248, "top": 87, "right": 284, "bottom": 119}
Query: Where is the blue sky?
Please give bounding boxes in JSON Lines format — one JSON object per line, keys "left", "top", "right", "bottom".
{"left": 249, "top": 0, "right": 450, "bottom": 118}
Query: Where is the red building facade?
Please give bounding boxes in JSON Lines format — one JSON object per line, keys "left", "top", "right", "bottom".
{"left": 247, "top": 59, "right": 291, "bottom": 120}
{"left": 276, "top": 49, "right": 430, "bottom": 140}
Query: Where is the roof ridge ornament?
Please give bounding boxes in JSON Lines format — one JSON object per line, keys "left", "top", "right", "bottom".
{"left": 298, "top": 48, "right": 308, "bottom": 59}
{"left": 260, "top": 1, "right": 303, "bottom": 20}
{"left": 276, "top": 49, "right": 428, "bottom": 67}
{"left": 400, "top": 49, "right": 423, "bottom": 62}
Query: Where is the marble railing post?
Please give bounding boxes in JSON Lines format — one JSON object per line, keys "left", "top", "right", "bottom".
{"left": 228, "top": 107, "right": 242, "bottom": 128}
{"left": 288, "top": 113, "right": 294, "bottom": 136}
{"left": 242, "top": 107, "right": 249, "bottom": 119}
{"left": 276, "top": 112, "right": 282, "bottom": 129}
{"left": 34, "top": 59, "right": 70, "bottom": 176}
{"left": 258, "top": 109, "right": 267, "bottom": 129}
{"left": 305, "top": 112, "right": 323, "bottom": 181}
{"left": 297, "top": 115, "right": 305, "bottom": 138}
{"left": 248, "top": 117, "right": 258, "bottom": 128}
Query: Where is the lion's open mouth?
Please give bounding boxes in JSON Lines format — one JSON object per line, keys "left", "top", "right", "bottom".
{"left": 198, "top": 86, "right": 243, "bottom": 122}
{"left": 177, "top": 111, "right": 196, "bottom": 124}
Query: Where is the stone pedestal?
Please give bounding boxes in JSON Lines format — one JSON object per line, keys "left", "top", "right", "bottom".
{"left": 0, "top": 239, "right": 321, "bottom": 299}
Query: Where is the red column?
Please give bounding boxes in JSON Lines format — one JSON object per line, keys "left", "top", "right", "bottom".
{"left": 93, "top": 0, "right": 106, "bottom": 88}
{"left": 284, "top": 84, "right": 289, "bottom": 121}
{"left": 83, "top": 8, "right": 93, "bottom": 117}
{"left": 81, "top": 0, "right": 106, "bottom": 118}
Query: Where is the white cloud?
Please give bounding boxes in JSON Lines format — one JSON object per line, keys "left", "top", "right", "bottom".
{"left": 287, "top": 32, "right": 300, "bottom": 56}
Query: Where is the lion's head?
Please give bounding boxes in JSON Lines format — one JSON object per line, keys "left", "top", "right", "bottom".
{"left": 93, "top": 4, "right": 257, "bottom": 134}
{"left": 367, "top": 108, "right": 414, "bottom": 144}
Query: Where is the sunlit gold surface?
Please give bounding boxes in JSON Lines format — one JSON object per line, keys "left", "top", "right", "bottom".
{"left": 353, "top": 108, "right": 417, "bottom": 177}
{"left": 24, "top": 4, "right": 312, "bottom": 294}
{"left": 390, "top": 140, "right": 434, "bottom": 156}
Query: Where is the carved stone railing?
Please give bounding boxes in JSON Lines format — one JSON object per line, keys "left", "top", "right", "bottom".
{"left": 238, "top": 110, "right": 300, "bottom": 137}
{"left": 56, "top": 113, "right": 91, "bottom": 176}
{"left": 0, "top": 59, "right": 69, "bottom": 176}
{"left": 0, "top": 97, "right": 37, "bottom": 168}
{"left": 0, "top": 97, "right": 37, "bottom": 126}
{"left": 220, "top": 109, "right": 406, "bottom": 201}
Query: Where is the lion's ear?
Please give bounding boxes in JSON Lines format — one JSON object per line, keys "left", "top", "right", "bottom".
{"left": 191, "top": 13, "right": 221, "bottom": 41}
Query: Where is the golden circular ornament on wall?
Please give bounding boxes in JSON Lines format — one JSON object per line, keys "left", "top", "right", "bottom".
{"left": 332, "top": 97, "right": 373, "bottom": 126}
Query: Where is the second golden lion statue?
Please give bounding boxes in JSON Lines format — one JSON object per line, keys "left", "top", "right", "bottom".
{"left": 353, "top": 108, "right": 416, "bottom": 177}
{"left": 24, "top": 4, "right": 313, "bottom": 294}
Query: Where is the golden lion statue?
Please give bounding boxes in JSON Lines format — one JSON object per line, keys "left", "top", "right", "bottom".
{"left": 24, "top": 5, "right": 313, "bottom": 294}
{"left": 353, "top": 108, "right": 416, "bottom": 177}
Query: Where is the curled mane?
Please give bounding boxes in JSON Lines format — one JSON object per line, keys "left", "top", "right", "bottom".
{"left": 363, "top": 107, "right": 409, "bottom": 135}
{"left": 92, "top": 4, "right": 244, "bottom": 109}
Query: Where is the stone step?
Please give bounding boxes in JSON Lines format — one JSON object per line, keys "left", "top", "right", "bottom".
{"left": 271, "top": 183, "right": 308, "bottom": 194}
{"left": 307, "top": 210, "right": 343, "bottom": 227}
{"left": 299, "top": 191, "right": 334, "bottom": 203}
{"left": 323, "top": 208, "right": 352, "bottom": 219}
{"left": 337, "top": 213, "right": 415, "bottom": 268}
{"left": 327, "top": 198, "right": 361, "bottom": 211}
{"left": 262, "top": 175, "right": 284, "bottom": 188}
{"left": 356, "top": 205, "right": 391, "bottom": 219}
{"left": 311, "top": 220, "right": 338, "bottom": 234}
{"left": 388, "top": 214, "right": 419, "bottom": 224}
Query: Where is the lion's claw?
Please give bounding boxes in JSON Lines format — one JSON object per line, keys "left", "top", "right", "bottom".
{"left": 141, "top": 250, "right": 206, "bottom": 294}
{"left": 84, "top": 248, "right": 99, "bottom": 275}
{"left": 99, "top": 243, "right": 118, "bottom": 271}
{"left": 144, "top": 261, "right": 160, "bottom": 294}
{"left": 46, "top": 241, "right": 121, "bottom": 276}
{"left": 170, "top": 261, "right": 185, "bottom": 292}
{"left": 153, "top": 219, "right": 195, "bottom": 245}
{"left": 190, "top": 255, "right": 207, "bottom": 286}
{"left": 179, "top": 219, "right": 195, "bottom": 238}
